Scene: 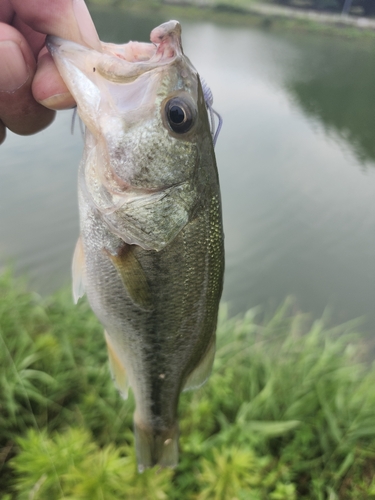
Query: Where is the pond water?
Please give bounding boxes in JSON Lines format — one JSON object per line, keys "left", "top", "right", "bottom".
{"left": 1, "top": 7, "right": 375, "bottom": 331}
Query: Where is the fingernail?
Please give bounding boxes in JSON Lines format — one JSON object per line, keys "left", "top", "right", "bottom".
{"left": 73, "top": 0, "right": 101, "bottom": 50}
{"left": 0, "top": 41, "right": 30, "bottom": 92}
{"left": 39, "top": 92, "right": 76, "bottom": 110}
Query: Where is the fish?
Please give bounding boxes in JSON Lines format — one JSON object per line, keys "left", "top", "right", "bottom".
{"left": 46, "top": 20, "right": 224, "bottom": 471}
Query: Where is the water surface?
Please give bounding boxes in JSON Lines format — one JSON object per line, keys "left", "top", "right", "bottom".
{"left": 1, "top": 8, "right": 375, "bottom": 331}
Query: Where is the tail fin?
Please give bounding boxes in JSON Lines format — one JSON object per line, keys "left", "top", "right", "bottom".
{"left": 134, "top": 418, "right": 179, "bottom": 472}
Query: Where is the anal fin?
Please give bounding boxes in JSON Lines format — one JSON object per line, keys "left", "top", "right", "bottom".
{"left": 72, "top": 236, "right": 86, "bottom": 304}
{"left": 104, "top": 244, "right": 153, "bottom": 311}
{"left": 183, "top": 337, "right": 216, "bottom": 392}
{"left": 105, "top": 330, "right": 129, "bottom": 400}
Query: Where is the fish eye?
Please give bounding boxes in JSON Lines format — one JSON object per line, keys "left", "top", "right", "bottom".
{"left": 165, "top": 98, "right": 194, "bottom": 134}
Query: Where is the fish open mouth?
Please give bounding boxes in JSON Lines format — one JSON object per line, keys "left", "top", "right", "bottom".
{"left": 46, "top": 20, "right": 184, "bottom": 84}
{"left": 102, "top": 20, "right": 183, "bottom": 62}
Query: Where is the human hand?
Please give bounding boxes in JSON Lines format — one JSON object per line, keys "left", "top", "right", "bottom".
{"left": 0, "top": 0, "right": 100, "bottom": 144}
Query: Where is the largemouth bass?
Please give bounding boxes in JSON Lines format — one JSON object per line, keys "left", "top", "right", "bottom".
{"left": 47, "top": 20, "right": 224, "bottom": 471}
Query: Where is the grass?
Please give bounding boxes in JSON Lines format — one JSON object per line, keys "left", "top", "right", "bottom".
{"left": 1, "top": 269, "right": 375, "bottom": 498}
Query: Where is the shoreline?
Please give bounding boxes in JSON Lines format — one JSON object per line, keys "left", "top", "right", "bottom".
{"left": 164, "top": 0, "right": 375, "bottom": 31}
{"left": 87, "top": 0, "right": 375, "bottom": 39}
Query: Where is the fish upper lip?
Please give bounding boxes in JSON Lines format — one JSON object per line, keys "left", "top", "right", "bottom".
{"left": 46, "top": 35, "right": 95, "bottom": 58}
{"left": 46, "top": 35, "right": 176, "bottom": 85}
{"left": 46, "top": 21, "right": 184, "bottom": 81}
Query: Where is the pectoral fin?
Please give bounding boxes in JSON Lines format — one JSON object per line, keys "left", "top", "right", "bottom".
{"left": 183, "top": 337, "right": 216, "bottom": 392}
{"left": 72, "top": 236, "right": 86, "bottom": 304}
{"left": 104, "top": 245, "right": 153, "bottom": 310}
{"left": 105, "top": 330, "right": 129, "bottom": 400}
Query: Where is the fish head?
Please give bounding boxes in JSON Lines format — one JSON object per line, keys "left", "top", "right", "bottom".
{"left": 46, "top": 21, "right": 212, "bottom": 197}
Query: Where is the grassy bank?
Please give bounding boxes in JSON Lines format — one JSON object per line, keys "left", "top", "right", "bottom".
{"left": 2, "top": 270, "right": 375, "bottom": 498}
{"left": 86, "top": 0, "right": 375, "bottom": 40}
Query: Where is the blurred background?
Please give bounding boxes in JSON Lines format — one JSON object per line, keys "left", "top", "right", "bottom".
{"left": 1, "top": 0, "right": 375, "bottom": 334}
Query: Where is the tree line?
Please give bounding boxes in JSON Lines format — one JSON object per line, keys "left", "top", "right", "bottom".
{"left": 275, "top": 0, "right": 375, "bottom": 16}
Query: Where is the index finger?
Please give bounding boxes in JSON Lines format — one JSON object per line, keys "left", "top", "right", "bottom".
{"left": 10, "top": 0, "right": 100, "bottom": 50}
{"left": 11, "top": 0, "right": 101, "bottom": 109}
